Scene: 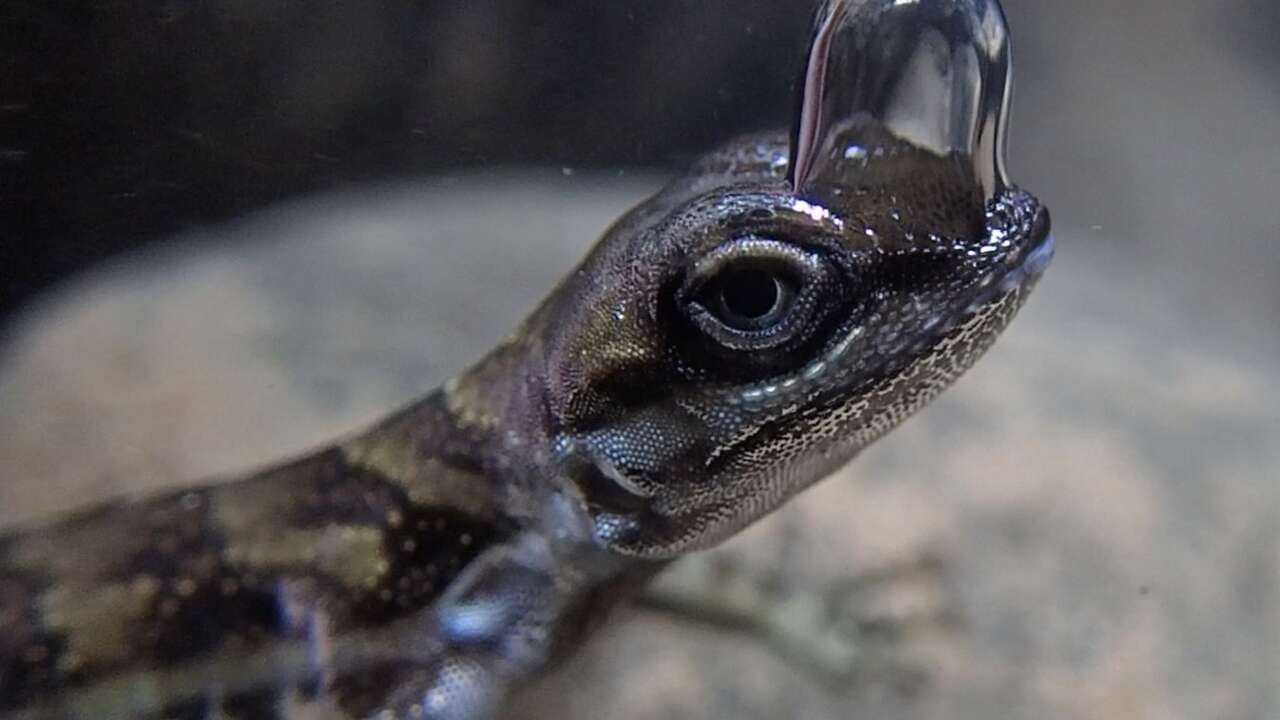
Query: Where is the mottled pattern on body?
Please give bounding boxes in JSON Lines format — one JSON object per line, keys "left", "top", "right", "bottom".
{"left": 0, "top": 393, "right": 511, "bottom": 718}
{"left": 0, "top": 121, "right": 1049, "bottom": 717}
{"left": 0, "top": 13, "right": 1052, "bottom": 706}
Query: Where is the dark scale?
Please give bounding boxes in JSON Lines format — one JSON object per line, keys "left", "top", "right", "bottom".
{"left": 125, "top": 495, "right": 281, "bottom": 665}
{"left": 328, "top": 663, "right": 428, "bottom": 718}
{"left": 159, "top": 688, "right": 283, "bottom": 720}
{"left": 159, "top": 697, "right": 215, "bottom": 720}
{"left": 354, "top": 501, "right": 506, "bottom": 621}
{"left": 246, "top": 448, "right": 508, "bottom": 624}
{"left": 0, "top": 493, "right": 281, "bottom": 707}
{"left": 0, "top": 570, "right": 67, "bottom": 710}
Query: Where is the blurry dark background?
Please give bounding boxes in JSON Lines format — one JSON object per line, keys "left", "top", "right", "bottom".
{"left": 2, "top": 0, "right": 817, "bottom": 320}
{"left": 7, "top": 0, "right": 1276, "bottom": 328}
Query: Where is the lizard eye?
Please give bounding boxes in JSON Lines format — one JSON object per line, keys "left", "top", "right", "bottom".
{"left": 708, "top": 265, "right": 798, "bottom": 332}
{"left": 681, "top": 237, "right": 841, "bottom": 356}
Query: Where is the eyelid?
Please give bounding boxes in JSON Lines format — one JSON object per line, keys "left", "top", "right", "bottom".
{"left": 684, "top": 237, "right": 824, "bottom": 295}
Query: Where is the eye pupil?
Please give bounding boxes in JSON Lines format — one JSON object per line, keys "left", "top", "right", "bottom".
{"left": 720, "top": 269, "right": 781, "bottom": 321}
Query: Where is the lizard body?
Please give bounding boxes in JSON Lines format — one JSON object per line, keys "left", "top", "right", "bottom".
{"left": 0, "top": 1, "right": 1051, "bottom": 717}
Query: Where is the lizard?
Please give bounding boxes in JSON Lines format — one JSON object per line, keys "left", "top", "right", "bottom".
{"left": 0, "top": 0, "right": 1052, "bottom": 718}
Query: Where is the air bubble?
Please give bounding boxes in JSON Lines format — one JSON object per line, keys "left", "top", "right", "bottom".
{"left": 790, "top": 0, "right": 1013, "bottom": 202}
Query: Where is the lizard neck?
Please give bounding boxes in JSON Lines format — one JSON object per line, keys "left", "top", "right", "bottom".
{"left": 342, "top": 341, "right": 661, "bottom": 663}
{"left": 342, "top": 335, "right": 617, "bottom": 564}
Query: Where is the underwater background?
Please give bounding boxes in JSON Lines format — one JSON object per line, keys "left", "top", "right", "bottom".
{"left": 2, "top": 1, "right": 1277, "bottom": 718}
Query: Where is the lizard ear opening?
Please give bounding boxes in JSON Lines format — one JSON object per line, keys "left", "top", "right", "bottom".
{"left": 789, "top": 0, "right": 1014, "bottom": 204}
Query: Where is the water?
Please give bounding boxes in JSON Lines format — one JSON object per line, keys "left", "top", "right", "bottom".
{"left": 1, "top": 1, "right": 1277, "bottom": 718}
{"left": 792, "top": 0, "right": 1012, "bottom": 203}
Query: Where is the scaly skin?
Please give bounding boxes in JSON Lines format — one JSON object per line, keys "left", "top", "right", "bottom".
{"left": 0, "top": 0, "right": 1058, "bottom": 714}
{"left": 0, "top": 123, "right": 1050, "bottom": 719}
{"left": 0, "top": 3, "right": 1053, "bottom": 709}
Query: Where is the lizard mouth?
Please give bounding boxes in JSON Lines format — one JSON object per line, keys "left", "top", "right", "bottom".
{"left": 1022, "top": 231, "right": 1056, "bottom": 276}
{"left": 981, "top": 198, "right": 1054, "bottom": 304}
{"left": 1006, "top": 231, "right": 1055, "bottom": 289}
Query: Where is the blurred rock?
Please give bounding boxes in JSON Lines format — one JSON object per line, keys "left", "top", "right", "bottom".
{"left": 1, "top": 173, "right": 1275, "bottom": 719}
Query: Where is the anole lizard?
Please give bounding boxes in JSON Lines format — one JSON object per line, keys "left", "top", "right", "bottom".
{"left": 0, "top": 1, "right": 1052, "bottom": 718}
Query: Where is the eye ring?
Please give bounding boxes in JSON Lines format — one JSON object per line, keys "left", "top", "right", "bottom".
{"left": 680, "top": 237, "right": 839, "bottom": 354}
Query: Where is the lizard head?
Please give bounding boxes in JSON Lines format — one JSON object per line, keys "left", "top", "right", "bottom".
{"left": 537, "top": 0, "right": 1053, "bottom": 558}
